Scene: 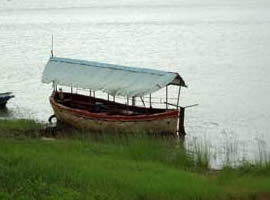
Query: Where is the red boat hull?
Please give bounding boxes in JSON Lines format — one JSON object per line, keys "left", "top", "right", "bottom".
{"left": 50, "top": 92, "right": 185, "bottom": 135}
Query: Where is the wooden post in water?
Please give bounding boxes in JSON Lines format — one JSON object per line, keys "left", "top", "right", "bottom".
{"left": 177, "top": 107, "right": 186, "bottom": 136}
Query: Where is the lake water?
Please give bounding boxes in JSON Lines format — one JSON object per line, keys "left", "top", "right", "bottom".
{"left": 1, "top": 0, "right": 270, "bottom": 168}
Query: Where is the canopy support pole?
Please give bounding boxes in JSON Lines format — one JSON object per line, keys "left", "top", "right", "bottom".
{"left": 90, "top": 89, "right": 92, "bottom": 97}
{"left": 132, "top": 97, "right": 136, "bottom": 106}
{"left": 149, "top": 94, "right": 152, "bottom": 108}
{"left": 140, "top": 97, "right": 145, "bottom": 107}
{"left": 107, "top": 94, "right": 109, "bottom": 101}
{"left": 166, "top": 86, "right": 168, "bottom": 109}
{"left": 52, "top": 81, "right": 56, "bottom": 91}
{"left": 113, "top": 95, "right": 115, "bottom": 102}
{"left": 176, "top": 86, "right": 181, "bottom": 107}
{"left": 127, "top": 97, "right": 129, "bottom": 105}
{"left": 93, "top": 91, "right": 95, "bottom": 97}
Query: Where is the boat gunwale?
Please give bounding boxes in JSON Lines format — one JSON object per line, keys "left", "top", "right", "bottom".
{"left": 50, "top": 93, "right": 179, "bottom": 122}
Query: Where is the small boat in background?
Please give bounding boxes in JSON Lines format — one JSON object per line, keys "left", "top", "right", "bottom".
{"left": 0, "top": 92, "right": 14, "bottom": 108}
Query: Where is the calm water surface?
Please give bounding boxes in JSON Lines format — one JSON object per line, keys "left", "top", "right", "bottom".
{"left": 1, "top": 0, "right": 270, "bottom": 168}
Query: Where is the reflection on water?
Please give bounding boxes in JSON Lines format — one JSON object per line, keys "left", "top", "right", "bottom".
{"left": 0, "top": 107, "right": 11, "bottom": 118}
{"left": 0, "top": 100, "right": 36, "bottom": 120}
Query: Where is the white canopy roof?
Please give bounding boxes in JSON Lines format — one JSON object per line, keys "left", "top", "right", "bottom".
{"left": 42, "top": 57, "right": 186, "bottom": 97}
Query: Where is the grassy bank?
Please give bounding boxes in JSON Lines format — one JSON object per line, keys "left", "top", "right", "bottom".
{"left": 0, "top": 119, "right": 270, "bottom": 200}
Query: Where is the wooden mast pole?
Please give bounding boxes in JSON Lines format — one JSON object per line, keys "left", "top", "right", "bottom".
{"left": 51, "top": 35, "right": 54, "bottom": 57}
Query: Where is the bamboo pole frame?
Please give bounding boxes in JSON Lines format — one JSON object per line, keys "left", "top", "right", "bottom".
{"left": 166, "top": 86, "right": 168, "bottom": 109}
{"left": 149, "top": 93, "right": 152, "bottom": 108}
{"left": 177, "top": 86, "right": 181, "bottom": 107}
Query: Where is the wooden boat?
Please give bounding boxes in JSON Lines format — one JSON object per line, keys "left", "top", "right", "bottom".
{"left": 42, "top": 56, "right": 187, "bottom": 135}
{"left": 0, "top": 92, "right": 14, "bottom": 108}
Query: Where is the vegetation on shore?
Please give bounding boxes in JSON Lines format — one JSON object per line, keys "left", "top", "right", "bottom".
{"left": 0, "top": 119, "right": 270, "bottom": 200}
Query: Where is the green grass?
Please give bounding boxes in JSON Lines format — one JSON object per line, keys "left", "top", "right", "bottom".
{"left": 0, "top": 119, "right": 42, "bottom": 138}
{"left": 0, "top": 119, "right": 270, "bottom": 200}
{"left": 0, "top": 139, "right": 222, "bottom": 200}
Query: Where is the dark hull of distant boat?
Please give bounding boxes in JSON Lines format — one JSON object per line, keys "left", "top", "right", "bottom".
{"left": 0, "top": 93, "right": 14, "bottom": 108}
